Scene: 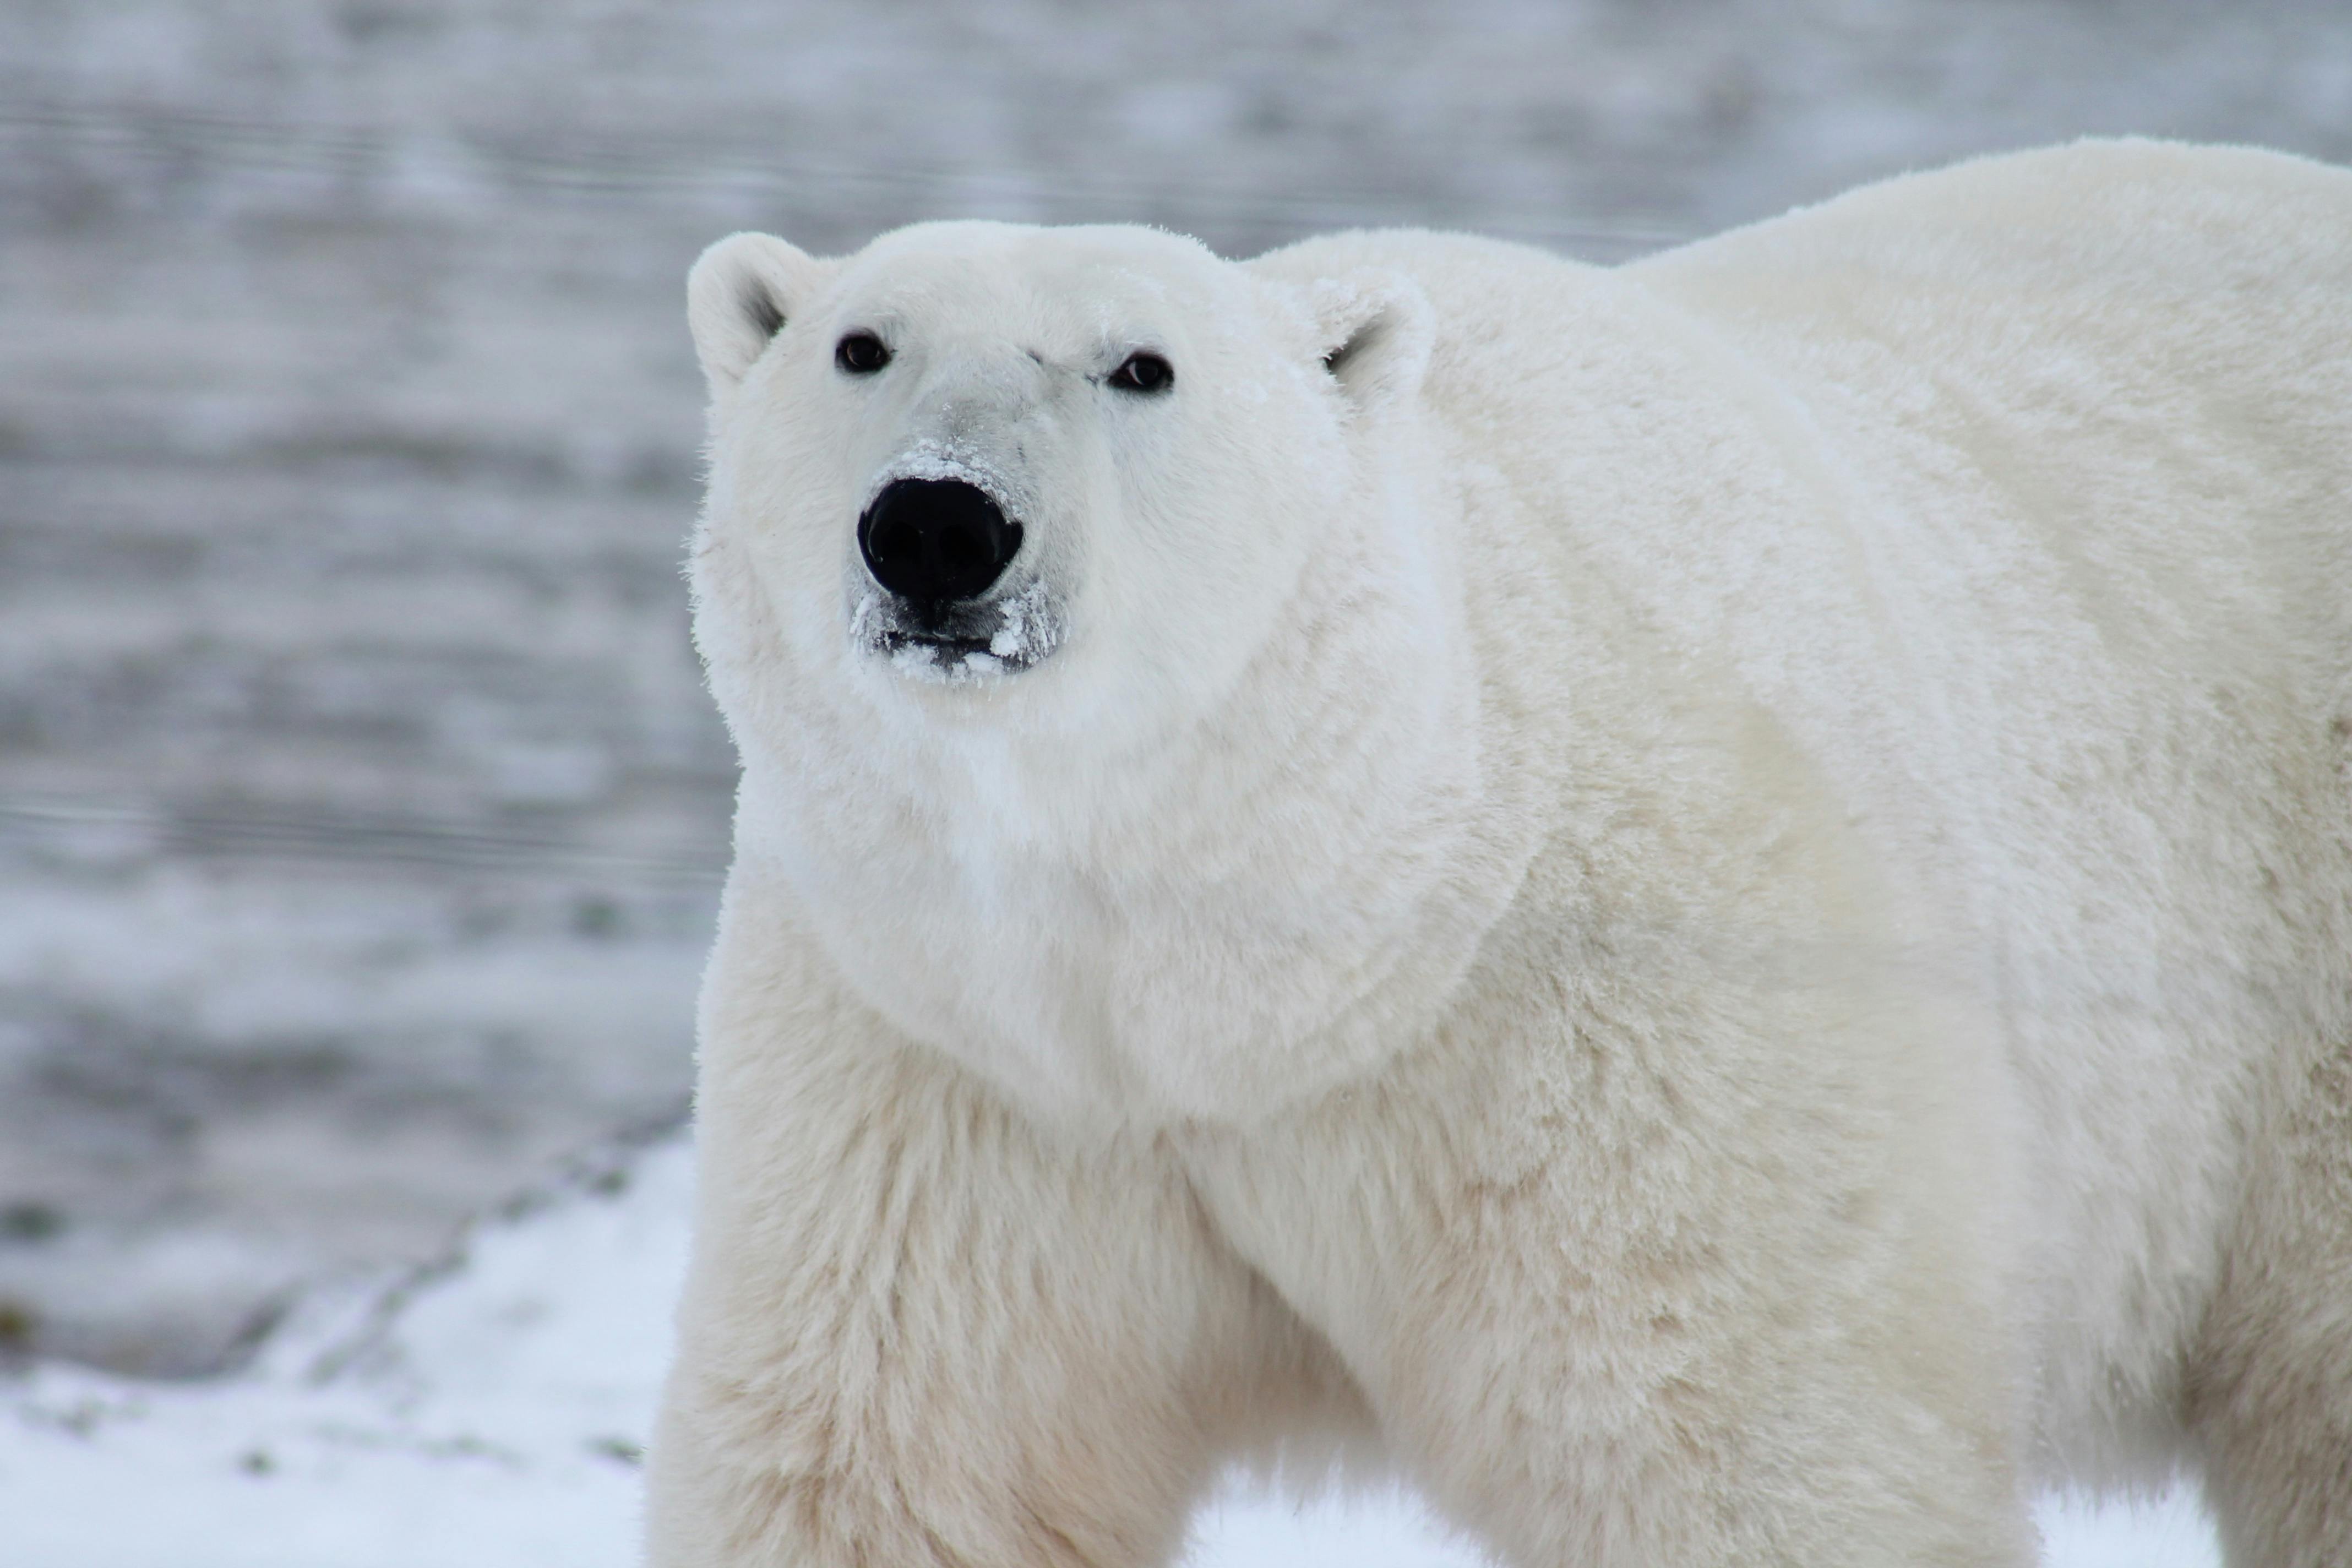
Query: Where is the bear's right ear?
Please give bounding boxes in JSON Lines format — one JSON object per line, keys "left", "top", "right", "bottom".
{"left": 687, "top": 233, "right": 831, "bottom": 398}
{"left": 1297, "top": 268, "right": 1434, "bottom": 416}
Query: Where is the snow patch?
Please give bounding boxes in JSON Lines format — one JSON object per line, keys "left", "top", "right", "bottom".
{"left": 986, "top": 575, "right": 1055, "bottom": 663}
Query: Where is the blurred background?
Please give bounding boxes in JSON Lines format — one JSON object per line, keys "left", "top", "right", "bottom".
{"left": 3, "top": 0, "right": 2349, "bottom": 1384}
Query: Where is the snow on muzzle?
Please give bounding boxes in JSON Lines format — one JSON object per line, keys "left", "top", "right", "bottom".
{"left": 850, "top": 476, "right": 1064, "bottom": 680}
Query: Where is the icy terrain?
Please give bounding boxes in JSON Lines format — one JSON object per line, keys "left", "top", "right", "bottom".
{"left": 0, "top": 1135, "right": 2224, "bottom": 1567}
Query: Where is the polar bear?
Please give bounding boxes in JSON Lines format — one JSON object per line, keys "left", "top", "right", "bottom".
{"left": 649, "top": 140, "right": 2352, "bottom": 1567}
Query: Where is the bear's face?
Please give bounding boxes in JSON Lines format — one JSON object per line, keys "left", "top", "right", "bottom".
{"left": 690, "top": 222, "right": 1414, "bottom": 738}
{"left": 687, "top": 222, "right": 1483, "bottom": 1122}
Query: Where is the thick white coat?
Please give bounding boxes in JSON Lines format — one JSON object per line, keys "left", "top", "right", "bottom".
{"left": 650, "top": 141, "right": 2352, "bottom": 1567}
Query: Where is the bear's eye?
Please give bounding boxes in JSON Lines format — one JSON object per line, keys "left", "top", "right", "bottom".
{"left": 835, "top": 331, "right": 891, "bottom": 374}
{"left": 1108, "top": 351, "right": 1174, "bottom": 395}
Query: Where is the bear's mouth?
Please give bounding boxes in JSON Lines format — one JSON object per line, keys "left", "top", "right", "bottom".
{"left": 886, "top": 629, "right": 995, "bottom": 658}
{"left": 850, "top": 577, "right": 1063, "bottom": 682}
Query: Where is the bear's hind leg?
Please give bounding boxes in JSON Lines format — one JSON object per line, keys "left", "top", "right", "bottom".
{"left": 2186, "top": 1036, "right": 2352, "bottom": 1568}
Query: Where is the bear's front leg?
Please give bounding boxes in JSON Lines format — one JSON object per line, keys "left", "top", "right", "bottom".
{"left": 645, "top": 912, "right": 1324, "bottom": 1568}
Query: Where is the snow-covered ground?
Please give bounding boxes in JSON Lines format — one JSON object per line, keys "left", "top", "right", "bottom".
{"left": 0, "top": 1134, "right": 2223, "bottom": 1567}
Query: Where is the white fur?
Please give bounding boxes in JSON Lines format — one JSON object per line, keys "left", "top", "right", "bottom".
{"left": 650, "top": 141, "right": 2352, "bottom": 1567}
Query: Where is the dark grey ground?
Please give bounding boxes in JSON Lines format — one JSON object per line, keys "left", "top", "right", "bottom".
{"left": 3, "top": 0, "right": 2348, "bottom": 1375}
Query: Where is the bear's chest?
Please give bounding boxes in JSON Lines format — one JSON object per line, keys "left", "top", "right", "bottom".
{"left": 822, "top": 835, "right": 1134, "bottom": 1115}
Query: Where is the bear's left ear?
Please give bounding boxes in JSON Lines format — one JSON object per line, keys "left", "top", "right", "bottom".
{"left": 687, "top": 232, "right": 834, "bottom": 399}
{"left": 1297, "top": 268, "right": 1434, "bottom": 414}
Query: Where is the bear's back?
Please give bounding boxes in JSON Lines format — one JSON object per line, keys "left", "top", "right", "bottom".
{"left": 1629, "top": 138, "right": 2352, "bottom": 678}
{"left": 1620, "top": 138, "right": 2352, "bottom": 937}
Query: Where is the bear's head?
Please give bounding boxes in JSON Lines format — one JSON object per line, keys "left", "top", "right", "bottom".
{"left": 687, "top": 222, "right": 1433, "bottom": 717}
{"left": 687, "top": 222, "right": 1499, "bottom": 1122}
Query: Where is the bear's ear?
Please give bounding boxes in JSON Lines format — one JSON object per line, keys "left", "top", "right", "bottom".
{"left": 1299, "top": 268, "right": 1434, "bottom": 413}
{"left": 687, "top": 232, "right": 831, "bottom": 398}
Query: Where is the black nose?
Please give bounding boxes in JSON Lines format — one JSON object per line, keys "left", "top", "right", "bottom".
{"left": 857, "top": 478, "right": 1023, "bottom": 605}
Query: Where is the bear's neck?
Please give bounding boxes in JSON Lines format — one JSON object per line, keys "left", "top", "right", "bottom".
{"left": 729, "top": 483, "right": 1543, "bottom": 1131}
